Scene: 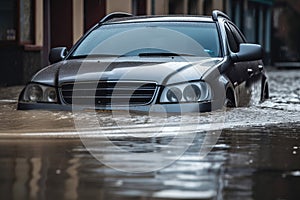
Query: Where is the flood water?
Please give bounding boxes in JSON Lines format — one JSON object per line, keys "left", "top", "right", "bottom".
{"left": 0, "top": 69, "right": 299, "bottom": 200}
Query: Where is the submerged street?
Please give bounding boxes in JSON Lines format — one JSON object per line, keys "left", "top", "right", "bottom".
{"left": 0, "top": 69, "right": 299, "bottom": 199}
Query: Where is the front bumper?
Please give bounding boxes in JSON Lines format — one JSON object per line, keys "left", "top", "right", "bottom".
{"left": 17, "top": 101, "right": 214, "bottom": 113}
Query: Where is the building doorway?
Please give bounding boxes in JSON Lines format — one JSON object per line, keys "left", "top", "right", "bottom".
{"left": 50, "top": 0, "right": 73, "bottom": 49}
{"left": 84, "top": 0, "right": 106, "bottom": 32}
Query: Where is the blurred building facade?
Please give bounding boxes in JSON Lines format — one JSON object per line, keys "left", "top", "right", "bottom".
{"left": 0, "top": 0, "right": 273, "bottom": 86}
{"left": 272, "top": 0, "right": 300, "bottom": 63}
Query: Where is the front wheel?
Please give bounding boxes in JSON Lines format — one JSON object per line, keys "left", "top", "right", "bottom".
{"left": 225, "top": 89, "right": 236, "bottom": 108}
{"left": 225, "top": 98, "right": 235, "bottom": 108}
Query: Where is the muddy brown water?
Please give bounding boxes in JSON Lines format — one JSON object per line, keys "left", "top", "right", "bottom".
{"left": 0, "top": 69, "right": 299, "bottom": 200}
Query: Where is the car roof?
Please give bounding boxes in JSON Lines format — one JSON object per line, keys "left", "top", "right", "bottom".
{"left": 103, "top": 15, "right": 215, "bottom": 24}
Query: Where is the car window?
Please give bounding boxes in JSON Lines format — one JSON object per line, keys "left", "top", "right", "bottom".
{"left": 70, "top": 22, "right": 222, "bottom": 58}
{"left": 228, "top": 23, "right": 246, "bottom": 44}
{"left": 225, "top": 23, "right": 238, "bottom": 53}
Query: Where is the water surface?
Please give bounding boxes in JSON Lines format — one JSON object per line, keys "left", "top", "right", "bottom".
{"left": 0, "top": 69, "right": 299, "bottom": 199}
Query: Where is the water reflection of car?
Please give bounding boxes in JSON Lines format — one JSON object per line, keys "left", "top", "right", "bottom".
{"left": 18, "top": 10, "right": 269, "bottom": 113}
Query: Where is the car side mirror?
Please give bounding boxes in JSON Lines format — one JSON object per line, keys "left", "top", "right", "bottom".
{"left": 231, "top": 43, "right": 263, "bottom": 62}
{"left": 49, "top": 47, "right": 68, "bottom": 64}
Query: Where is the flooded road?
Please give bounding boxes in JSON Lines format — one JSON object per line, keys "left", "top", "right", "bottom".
{"left": 0, "top": 69, "right": 299, "bottom": 199}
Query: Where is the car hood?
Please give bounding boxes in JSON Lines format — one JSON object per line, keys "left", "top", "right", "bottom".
{"left": 32, "top": 57, "right": 223, "bottom": 86}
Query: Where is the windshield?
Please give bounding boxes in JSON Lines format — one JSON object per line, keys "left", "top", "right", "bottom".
{"left": 70, "top": 22, "right": 221, "bottom": 58}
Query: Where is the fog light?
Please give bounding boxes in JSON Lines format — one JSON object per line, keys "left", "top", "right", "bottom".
{"left": 183, "top": 84, "right": 201, "bottom": 102}
{"left": 166, "top": 87, "right": 182, "bottom": 102}
{"left": 27, "top": 85, "right": 43, "bottom": 102}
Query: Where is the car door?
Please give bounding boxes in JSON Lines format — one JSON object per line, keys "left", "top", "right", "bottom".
{"left": 228, "top": 22, "right": 264, "bottom": 104}
{"left": 228, "top": 22, "right": 261, "bottom": 81}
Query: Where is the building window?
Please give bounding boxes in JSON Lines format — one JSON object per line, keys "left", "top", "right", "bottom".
{"left": 132, "top": 0, "right": 146, "bottom": 15}
{"left": 0, "top": 0, "right": 17, "bottom": 41}
{"left": 188, "top": 0, "right": 199, "bottom": 15}
{"left": 203, "top": 0, "right": 212, "bottom": 15}
{"left": 19, "top": 0, "right": 34, "bottom": 44}
{"left": 0, "top": 0, "right": 34, "bottom": 44}
{"left": 84, "top": 0, "right": 106, "bottom": 31}
{"left": 169, "top": 0, "right": 184, "bottom": 14}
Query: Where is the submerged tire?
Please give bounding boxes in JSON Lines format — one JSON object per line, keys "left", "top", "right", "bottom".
{"left": 261, "top": 82, "right": 269, "bottom": 101}
{"left": 225, "top": 89, "right": 236, "bottom": 108}
{"left": 225, "top": 98, "right": 235, "bottom": 108}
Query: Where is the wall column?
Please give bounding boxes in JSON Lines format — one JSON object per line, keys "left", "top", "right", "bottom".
{"left": 73, "top": 0, "right": 84, "bottom": 44}
{"left": 264, "top": 8, "right": 271, "bottom": 64}
{"left": 35, "top": 0, "right": 43, "bottom": 46}
{"left": 234, "top": 1, "right": 241, "bottom": 28}
{"left": 106, "top": 0, "right": 132, "bottom": 13}
{"left": 43, "top": 0, "right": 50, "bottom": 66}
{"left": 212, "top": 0, "right": 223, "bottom": 11}
{"left": 258, "top": 6, "right": 264, "bottom": 46}
{"left": 197, "top": 0, "right": 203, "bottom": 15}
{"left": 183, "top": 0, "right": 188, "bottom": 14}
{"left": 147, "top": 0, "right": 152, "bottom": 14}
{"left": 225, "top": 0, "right": 232, "bottom": 18}
{"left": 155, "top": 0, "right": 168, "bottom": 15}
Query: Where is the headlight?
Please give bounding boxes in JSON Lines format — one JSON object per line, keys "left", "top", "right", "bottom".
{"left": 160, "top": 82, "right": 211, "bottom": 103}
{"left": 45, "top": 87, "right": 57, "bottom": 102}
{"left": 22, "top": 84, "right": 58, "bottom": 103}
{"left": 27, "top": 85, "right": 43, "bottom": 102}
{"left": 166, "top": 87, "right": 182, "bottom": 102}
{"left": 183, "top": 84, "right": 201, "bottom": 101}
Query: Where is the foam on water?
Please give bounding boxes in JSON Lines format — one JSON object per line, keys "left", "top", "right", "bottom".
{"left": 0, "top": 69, "right": 299, "bottom": 138}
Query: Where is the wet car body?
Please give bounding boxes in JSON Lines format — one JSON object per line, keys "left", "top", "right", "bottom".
{"left": 18, "top": 11, "right": 269, "bottom": 113}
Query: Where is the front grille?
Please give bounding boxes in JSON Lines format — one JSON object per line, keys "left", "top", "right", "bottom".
{"left": 60, "top": 81, "right": 157, "bottom": 106}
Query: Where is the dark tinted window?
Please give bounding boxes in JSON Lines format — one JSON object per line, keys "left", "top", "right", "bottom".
{"left": 225, "top": 23, "right": 238, "bottom": 52}
{"left": 225, "top": 22, "right": 246, "bottom": 53}
{"left": 228, "top": 23, "right": 245, "bottom": 44}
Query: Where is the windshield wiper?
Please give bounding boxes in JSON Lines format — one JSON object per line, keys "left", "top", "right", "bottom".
{"left": 69, "top": 53, "right": 196, "bottom": 59}
{"left": 68, "top": 54, "right": 122, "bottom": 59}
{"left": 138, "top": 52, "right": 195, "bottom": 57}
{"left": 69, "top": 55, "right": 88, "bottom": 59}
